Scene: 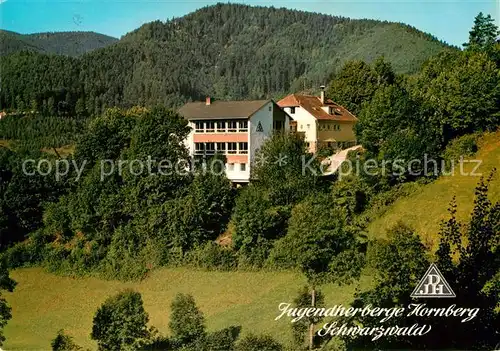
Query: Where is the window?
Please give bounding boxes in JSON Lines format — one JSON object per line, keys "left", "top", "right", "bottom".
{"left": 290, "top": 107, "right": 296, "bottom": 114}
{"left": 228, "top": 142, "right": 237, "bottom": 154}
{"left": 216, "top": 121, "right": 226, "bottom": 132}
{"left": 216, "top": 142, "right": 226, "bottom": 153}
{"left": 205, "top": 142, "right": 215, "bottom": 154}
{"left": 206, "top": 121, "right": 215, "bottom": 133}
{"left": 227, "top": 163, "right": 234, "bottom": 171}
{"left": 195, "top": 121, "right": 204, "bottom": 132}
{"left": 300, "top": 124, "right": 303, "bottom": 130}
{"left": 273, "top": 121, "right": 284, "bottom": 131}
{"left": 269, "top": 106, "right": 272, "bottom": 112}
{"left": 238, "top": 121, "right": 248, "bottom": 132}
{"left": 307, "top": 124, "right": 310, "bottom": 129}
{"left": 241, "top": 163, "right": 247, "bottom": 171}
{"left": 195, "top": 143, "right": 205, "bottom": 155}
{"left": 228, "top": 121, "right": 238, "bottom": 132}
{"left": 238, "top": 142, "right": 248, "bottom": 154}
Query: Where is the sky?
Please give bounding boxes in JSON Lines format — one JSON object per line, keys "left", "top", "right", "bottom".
{"left": 0, "top": 0, "right": 499, "bottom": 47}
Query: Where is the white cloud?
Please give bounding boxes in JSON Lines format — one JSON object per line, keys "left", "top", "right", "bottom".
{"left": 0, "top": 0, "right": 7, "bottom": 4}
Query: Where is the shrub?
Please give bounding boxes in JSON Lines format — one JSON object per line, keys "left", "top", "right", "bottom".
{"left": 98, "top": 225, "right": 151, "bottom": 281}
{"left": 169, "top": 293, "right": 206, "bottom": 345}
{"left": 51, "top": 330, "right": 81, "bottom": 351}
{"left": 91, "top": 290, "right": 151, "bottom": 351}
{"left": 184, "top": 326, "right": 241, "bottom": 351}
{"left": 235, "top": 334, "right": 282, "bottom": 351}
{"left": 203, "top": 326, "right": 241, "bottom": 350}
{"left": 442, "top": 133, "right": 479, "bottom": 170}
{"left": 0, "top": 259, "right": 15, "bottom": 346}
{"left": 232, "top": 186, "right": 290, "bottom": 266}
{"left": 185, "top": 242, "right": 237, "bottom": 271}
{"left": 2, "top": 230, "right": 48, "bottom": 269}
{"left": 316, "top": 144, "right": 338, "bottom": 159}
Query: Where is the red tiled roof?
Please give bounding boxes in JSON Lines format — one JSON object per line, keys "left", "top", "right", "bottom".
{"left": 277, "top": 94, "right": 357, "bottom": 122}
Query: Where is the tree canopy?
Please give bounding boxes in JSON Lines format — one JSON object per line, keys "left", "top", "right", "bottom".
{"left": 0, "top": 4, "right": 449, "bottom": 115}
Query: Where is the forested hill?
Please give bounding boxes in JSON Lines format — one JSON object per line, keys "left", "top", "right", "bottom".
{"left": 0, "top": 3, "right": 450, "bottom": 114}
{"left": 0, "top": 30, "right": 118, "bottom": 56}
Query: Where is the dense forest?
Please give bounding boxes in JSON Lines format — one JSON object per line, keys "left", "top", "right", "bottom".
{"left": 0, "top": 3, "right": 450, "bottom": 114}
{"left": 0, "top": 30, "right": 118, "bottom": 57}
{"left": 0, "top": 7, "right": 499, "bottom": 351}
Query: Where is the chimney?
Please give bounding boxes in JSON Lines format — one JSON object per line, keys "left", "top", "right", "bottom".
{"left": 320, "top": 85, "right": 326, "bottom": 104}
{"left": 206, "top": 96, "right": 211, "bottom": 106}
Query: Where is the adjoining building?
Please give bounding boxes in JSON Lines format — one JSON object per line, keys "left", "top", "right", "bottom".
{"left": 278, "top": 87, "right": 358, "bottom": 153}
{"left": 179, "top": 98, "right": 291, "bottom": 183}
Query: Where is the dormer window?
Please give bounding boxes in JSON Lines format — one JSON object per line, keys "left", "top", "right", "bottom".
{"left": 327, "top": 107, "right": 342, "bottom": 115}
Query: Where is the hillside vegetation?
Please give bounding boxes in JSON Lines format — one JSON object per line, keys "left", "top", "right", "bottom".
{"left": 0, "top": 30, "right": 117, "bottom": 56}
{"left": 367, "top": 131, "right": 500, "bottom": 247}
{"left": 0, "top": 3, "right": 449, "bottom": 114}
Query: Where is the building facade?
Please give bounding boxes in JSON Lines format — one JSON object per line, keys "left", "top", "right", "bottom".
{"left": 179, "top": 98, "right": 290, "bottom": 183}
{"left": 278, "top": 89, "right": 358, "bottom": 153}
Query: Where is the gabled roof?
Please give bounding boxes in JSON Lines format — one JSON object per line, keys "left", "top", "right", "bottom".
{"left": 278, "top": 94, "right": 357, "bottom": 122}
{"left": 179, "top": 100, "right": 270, "bottom": 120}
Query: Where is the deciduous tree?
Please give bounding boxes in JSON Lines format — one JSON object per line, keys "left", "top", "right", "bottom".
{"left": 169, "top": 293, "right": 206, "bottom": 345}
{"left": 91, "top": 290, "right": 151, "bottom": 351}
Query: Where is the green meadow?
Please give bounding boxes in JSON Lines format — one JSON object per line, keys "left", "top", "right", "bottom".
{"left": 367, "top": 131, "right": 500, "bottom": 248}
{"left": 4, "top": 267, "right": 373, "bottom": 350}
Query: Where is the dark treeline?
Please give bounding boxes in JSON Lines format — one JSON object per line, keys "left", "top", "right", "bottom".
{"left": 0, "top": 30, "right": 118, "bottom": 57}
{"left": 0, "top": 3, "right": 449, "bottom": 115}
{"left": 0, "top": 114, "right": 88, "bottom": 150}
{"left": 53, "top": 290, "right": 284, "bottom": 351}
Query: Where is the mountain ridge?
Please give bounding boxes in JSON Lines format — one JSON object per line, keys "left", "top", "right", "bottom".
{"left": 0, "top": 30, "right": 118, "bottom": 56}
{"left": 0, "top": 3, "right": 452, "bottom": 112}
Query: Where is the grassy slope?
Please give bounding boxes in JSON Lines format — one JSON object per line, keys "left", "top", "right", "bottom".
{"left": 4, "top": 267, "right": 373, "bottom": 350}
{"left": 367, "top": 131, "right": 500, "bottom": 247}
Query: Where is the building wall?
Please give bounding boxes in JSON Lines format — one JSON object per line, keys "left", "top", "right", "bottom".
{"left": 249, "top": 101, "right": 274, "bottom": 167}
{"left": 317, "top": 121, "right": 357, "bottom": 146}
{"left": 281, "top": 107, "right": 357, "bottom": 152}
{"left": 186, "top": 120, "right": 250, "bottom": 183}
{"left": 185, "top": 101, "right": 290, "bottom": 183}
{"left": 282, "top": 106, "right": 318, "bottom": 152}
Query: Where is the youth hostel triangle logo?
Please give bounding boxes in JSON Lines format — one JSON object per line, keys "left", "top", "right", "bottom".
{"left": 256, "top": 121, "right": 264, "bottom": 132}
{"left": 411, "top": 264, "right": 456, "bottom": 298}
